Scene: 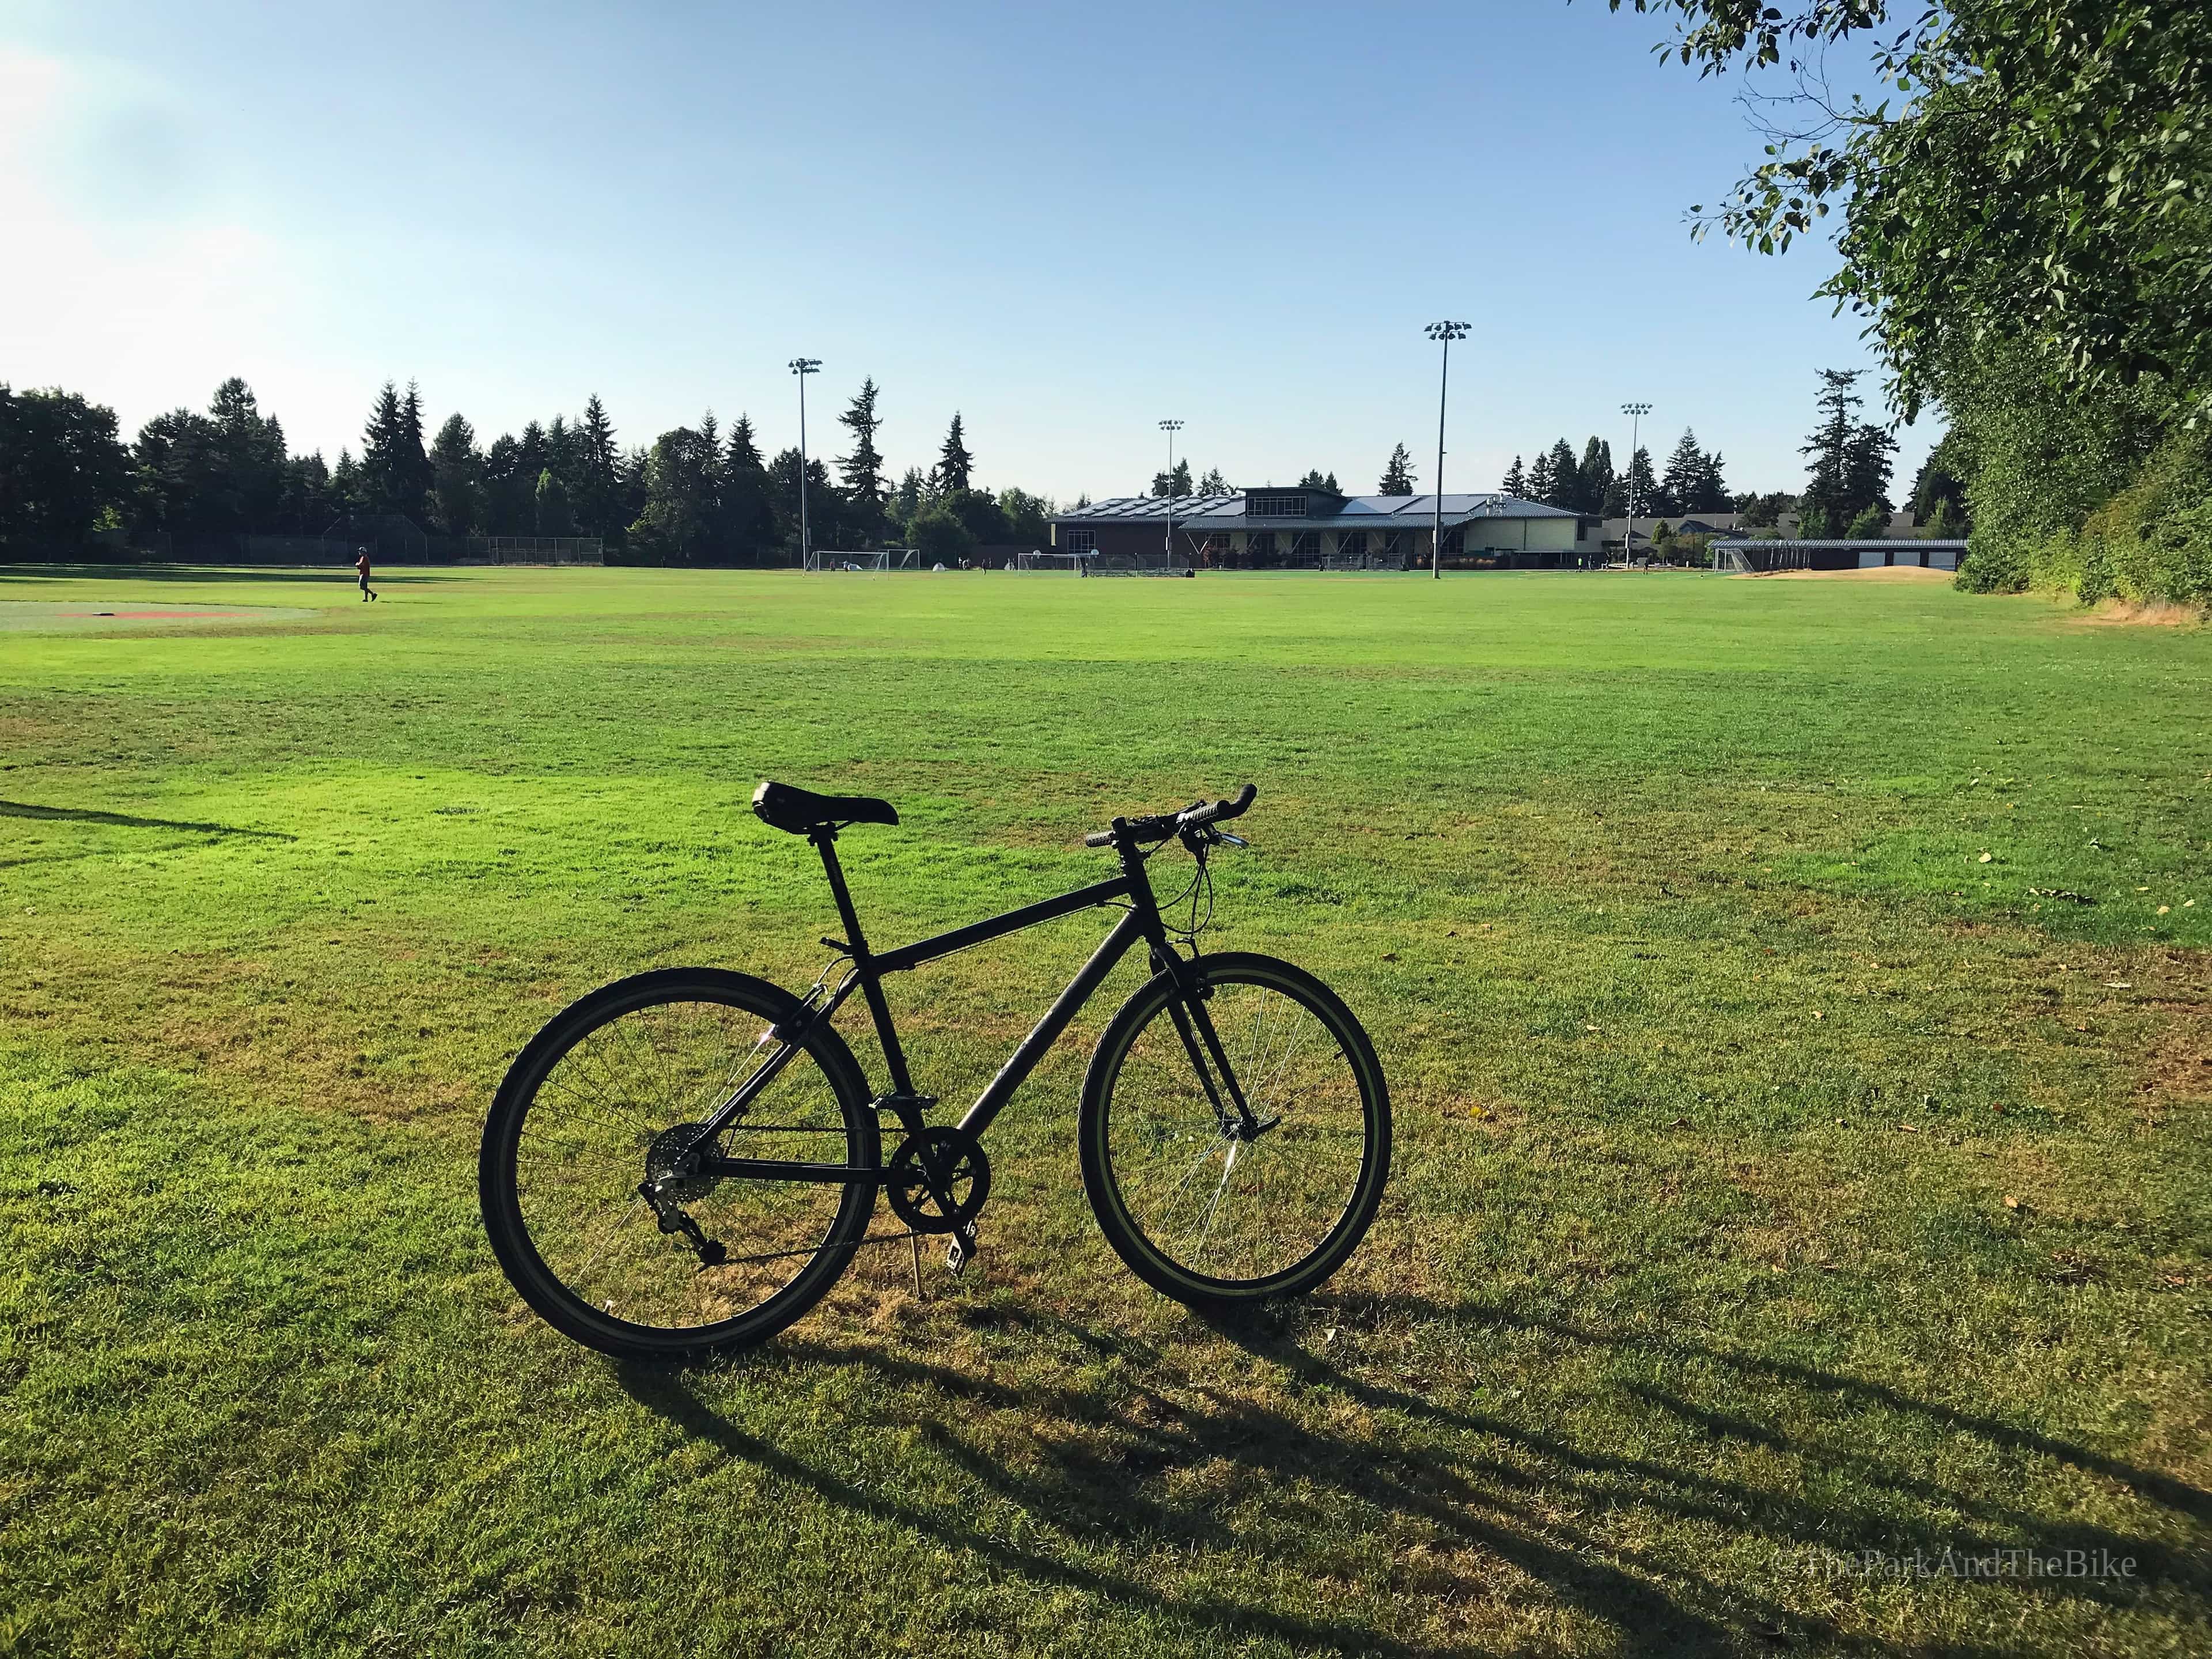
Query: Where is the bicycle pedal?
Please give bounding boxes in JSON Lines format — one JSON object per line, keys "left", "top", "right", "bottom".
{"left": 945, "top": 1226, "right": 978, "bottom": 1275}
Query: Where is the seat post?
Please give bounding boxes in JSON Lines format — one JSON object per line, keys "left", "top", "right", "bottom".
{"left": 810, "top": 828, "right": 870, "bottom": 957}
{"left": 809, "top": 827, "right": 914, "bottom": 1096}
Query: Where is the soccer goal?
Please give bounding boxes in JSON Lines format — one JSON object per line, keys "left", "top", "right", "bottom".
{"left": 806, "top": 548, "right": 919, "bottom": 572}
{"left": 1015, "top": 549, "right": 1093, "bottom": 574}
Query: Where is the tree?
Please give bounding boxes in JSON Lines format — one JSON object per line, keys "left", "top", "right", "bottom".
{"left": 1527, "top": 448, "right": 1556, "bottom": 503}
{"left": 1501, "top": 455, "right": 1527, "bottom": 497}
{"left": 572, "top": 395, "right": 624, "bottom": 540}
{"left": 1607, "top": 2, "right": 2212, "bottom": 418}
{"left": 1380, "top": 444, "right": 1416, "bottom": 495}
{"left": 0, "top": 384, "right": 132, "bottom": 550}
{"left": 1298, "top": 469, "right": 1340, "bottom": 493}
{"left": 1150, "top": 459, "right": 1194, "bottom": 498}
{"left": 1844, "top": 503, "right": 1888, "bottom": 540}
{"left": 1196, "top": 467, "right": 1231, "bottom": 495}
{"left": 997, "top": 487, "right": 1053, "bottom": 545}
{"left": 1660, "top": 429, "right": 1709, "bottom": 518}
{"left": 360, "top": 381, "right": 430, "bottom": 522}
{"left": 1801, "top": 369, "right": 1896, "bottom": 527}
{"left": 1580, "top": 437, "right": 1615, "bottom": 514}
{"left": 908, "top": 504, "right": 978, "bottom": 566}
{"left": 837, "top": 378, "right": 887, "bottom": 535}
{"left": 1541, "top": 438, "right": 1581, "bottom": 510}
{"left": 1620, "top": 446, "right": 1658, "bottom": 518}
{"left": 428, "top": 413, "right": 483, "bottom": 535}
{"left": 535, "top": 468, "right": 576, "bottom": 536}
{"left": 207, "top": 377, "right": 289, "bottom": 528}
{"left": 768, "top": 446, "right": 840, "bottom": 557}
{"left": 717, "top": 414, "right": 777, "bottom": 563}
{"left": 936, "top": 413, "right": 973, "bottom": 493}
{"left": 1907, "top": 430, "right": 1971, "bottom": 530}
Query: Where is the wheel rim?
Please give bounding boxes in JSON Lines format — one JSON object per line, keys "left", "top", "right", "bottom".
{"left": 510, "top": 995, "right": 862, "bottom": 1336}
{"left": 1101, "top": 971, "right": 1372, "bottom": 1287}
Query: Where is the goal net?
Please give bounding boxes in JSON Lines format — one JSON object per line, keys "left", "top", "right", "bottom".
{"left": 806, "top": 548, "right": 919, "bottom": 571}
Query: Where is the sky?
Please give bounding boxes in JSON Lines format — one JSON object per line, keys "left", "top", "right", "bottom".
{"left": 0, "top": 0, "right": 1937, "bottom": 504}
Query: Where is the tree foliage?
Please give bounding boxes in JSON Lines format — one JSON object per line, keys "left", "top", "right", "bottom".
{"left": 1379, "top": 444, "right": 1416, "bottom": 495}
{"left": 0, "top": 384, "right": 132, "bottom": 550}
{"left": 1607, "top": 1, "right": 2212, "bottom": 416}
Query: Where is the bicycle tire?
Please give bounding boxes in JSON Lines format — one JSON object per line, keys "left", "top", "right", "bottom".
{"left": 479, "top": 967, "right": 880, "bottom": 1361}
{"left": 1079, "top": 952, "right": 1389, "bottom": 1306}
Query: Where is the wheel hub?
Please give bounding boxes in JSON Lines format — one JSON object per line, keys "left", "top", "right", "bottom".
{"left": 645, "top": 1123, "right": 719, "bottom": 1201}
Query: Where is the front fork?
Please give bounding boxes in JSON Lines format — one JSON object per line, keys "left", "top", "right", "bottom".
{"left": 1153, "top": 946, "right": 1270, "bottom": 1143}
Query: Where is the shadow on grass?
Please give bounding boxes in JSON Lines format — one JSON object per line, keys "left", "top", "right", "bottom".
{"left": 0, "top": 800, "right": 293, "bottom": 839}
{"left": 616, "top": 1292, "right": 2202, "bottom": 1655}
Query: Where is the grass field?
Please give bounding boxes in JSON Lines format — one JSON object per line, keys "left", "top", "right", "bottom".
{"left": 3, "top": 563, "right": 2207, "bottom": 1657}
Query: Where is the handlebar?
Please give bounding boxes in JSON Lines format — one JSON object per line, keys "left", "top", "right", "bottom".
{"left": 1085, "top": 784, "right": 1256, "bottom": 849}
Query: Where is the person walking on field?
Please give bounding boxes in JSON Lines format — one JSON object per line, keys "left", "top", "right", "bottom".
{"left": 355, "top": 547, "right": 378, "bottom": 603}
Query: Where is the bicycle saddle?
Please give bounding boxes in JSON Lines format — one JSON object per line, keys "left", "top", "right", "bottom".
{"left": 752, "top": 779, "right": 900, "bottom": 834}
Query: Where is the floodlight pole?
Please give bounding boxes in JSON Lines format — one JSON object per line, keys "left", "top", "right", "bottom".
{"left": 1424, "top": 321, "right": 1469, "bottom": 579}
{"left": 1620, "top": 401, "right": 1652, "bottom": 569}
{"left": 790, "top": 358, "right": 821, "bottom": 567}
{"left": 1159, "top": 419, "right": 1184, "bottom": 567}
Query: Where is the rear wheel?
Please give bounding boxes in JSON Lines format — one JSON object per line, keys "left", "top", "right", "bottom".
{"left": 1080, "top": 952, "right": 1389, "bottom": 1306}
{"left": 479, "top": 968, "right": 878, "bottom": 1361}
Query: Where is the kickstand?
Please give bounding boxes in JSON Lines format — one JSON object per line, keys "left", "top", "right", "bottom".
{"left": 910, "top": 1232, "right": 926, "bottom": 1301}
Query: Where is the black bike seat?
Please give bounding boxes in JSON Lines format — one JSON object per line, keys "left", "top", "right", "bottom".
{"left": 752, "top": 779, "right": 900, "bottom": 834}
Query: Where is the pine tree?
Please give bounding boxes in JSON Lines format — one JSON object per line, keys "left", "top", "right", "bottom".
{"left": 1543, "top": 438, "right": 1581, "bottom": 510}
{"left": 428, "top": 412, "right": 482, "bottom": 535}
{"left": 1660, "top": 429, "right": 1708, "bottom": 518}
{"left": 1379, "top": 444, "right": 1416, "bottom": 495}
{"left": 392, "top": 383, "right": 432, "bottom": 522}
{"left": 1501, "top": 455, "right": 1527, "bottom": 497}
{"left": 1622, "top": 446, "right": 1658, "bottom": 517}
{"left": 573, "top": 395, "right": 623, "bottom": 540}
{"left": 836, "top": 378, "right": 886, "bottom": 523}
{"left": 1150, "top": 459, "right": 1193, "bottom": 498}
{"left": 1527, "top": 448, "right": 1556, "bottom": 502}
{"left": 535, "top": 468, "right": 576, "bottom": 536}
{"left": 1800, "top": 369, "right": 1862, "bottom": 526}
{"left": 722, "top": 414, "right": 776, "bottom": 563}
{"left": 359, "top": 382, "right": 404, "bottom": 518}
{"left": 1196, "top": 467, "right": 1231, "bottom": 495}
{"left": 937, "top": 413, "right": 973, "bottom": 493}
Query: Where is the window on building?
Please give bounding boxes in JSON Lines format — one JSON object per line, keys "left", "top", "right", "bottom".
{"left": 1062, "top": 529, "right": 1096, "bottom": 554}
{"left": 1335, "top": 530, "right": 1366, "bottom": 559}
{"left": 1248, "top": 531, "right": 1277, "bottom": 564}
{"left": 1289, "top": 531, "right": 1319, "bottom": 563}
{"left": 1200, "top": 533, "right": 1229, "bottom": 563}
{"left": 1377, "top": 531, "right": 1403, "bottom": 560}
{"left": 1248, "top": 493, "right": 1307, "bottom": 518}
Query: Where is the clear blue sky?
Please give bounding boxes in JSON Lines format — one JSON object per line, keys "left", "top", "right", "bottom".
{"left": 1, "top": 0, "right": 1934, "bottom": 503}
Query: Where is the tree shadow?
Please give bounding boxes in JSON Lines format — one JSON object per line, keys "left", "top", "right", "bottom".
{"left": 0, "top": 800, "right": 293, "bottom": 839}
{"left": 612, "top": 1289, "right": 2202, "bottom": 1654}
{"left": 0, "top": 563, "right": 461, "bottom": 585}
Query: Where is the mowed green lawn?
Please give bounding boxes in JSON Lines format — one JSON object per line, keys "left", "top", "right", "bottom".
{"left": 2, "top": 563, "right": 2207, "bottom": 1657}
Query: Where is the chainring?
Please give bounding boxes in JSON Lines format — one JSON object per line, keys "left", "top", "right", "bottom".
{"left": 885, "top": 1125, "right": 991, "bottom": 1234}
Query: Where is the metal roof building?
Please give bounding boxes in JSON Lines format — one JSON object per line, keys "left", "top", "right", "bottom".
{"left": 1051, "top": 485, "right": 1604, "bottom": 570}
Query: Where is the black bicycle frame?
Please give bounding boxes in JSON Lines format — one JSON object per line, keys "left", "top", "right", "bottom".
{"left": 697, "top": 822, "right": 1247, "bottom": 1182}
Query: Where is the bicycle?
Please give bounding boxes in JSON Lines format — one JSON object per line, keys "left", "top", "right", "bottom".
{"left": 479, "top": 780, "right": 1391, "bottom": 1361}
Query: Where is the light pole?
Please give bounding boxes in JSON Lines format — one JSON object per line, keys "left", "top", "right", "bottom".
{"left": 790, "top": 358, "right": 821, "bottom": 567}
{"left": 1159, "top": 419, "right": 1184, "bottom": 567}
{"left": 1620, "top": 400, "right": 1652, "bottom": 569}
{"left": 1425, "top": 321, "right": 1469, "bottom": 579}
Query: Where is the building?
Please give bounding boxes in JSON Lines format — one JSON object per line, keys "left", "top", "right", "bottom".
{"left": 1050, "top": 485, "right": 1604, "bottom": 570}
{"left": 1710, "top": 538, "right": 1968, "bottom": 573}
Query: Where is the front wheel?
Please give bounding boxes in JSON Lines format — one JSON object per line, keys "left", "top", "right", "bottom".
{"left": 1080, "top": 952, "right": 1390, "bottom": 1306}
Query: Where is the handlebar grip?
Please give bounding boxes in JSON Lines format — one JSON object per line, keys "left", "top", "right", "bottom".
{"left": 1183, "top": 783, "right": 1257, "bottom": 829}
{"left": 1084, "top": 830, "right": 1115, "bottom": 848}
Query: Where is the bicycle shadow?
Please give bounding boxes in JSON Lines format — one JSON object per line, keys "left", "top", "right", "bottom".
{"left": 615, "top": 1291, "right": 2201, "bottom": 1653}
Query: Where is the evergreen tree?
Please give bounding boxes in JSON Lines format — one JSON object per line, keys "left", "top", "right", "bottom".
{"left": 394, "top": 383, "right": 432, "bottom": 521}
{"left": 1527, "top": 448, "right": 1556, "bottom": 502}
{"left": 890, "top": 466, "right": 928, "bottom": 530}
{"left": 0, "top": 384, "right": 132, "bottom": 550}
{"left": 1378, "top": 444, "right": 1416, "bottom": 495}
{"left": 836, "top": 378, "right": 887, "bottom": 535}
{"left": 279, "top": 451, "right": 334, "bottom": 533}
{"left": 1501, "top": 455, "right": 1527, "bottom": 497}
{"left": 936, "top": 412, "right": 973, "bottom": 493}
{"left": 428, "top": 412, "right": 483, "bottom": 535}
{"left": 722, "top": 414, "right": 776, "bottom": 563}
{"left": 1297, "top": 468, "right": 1340, "bottom": 493}
{"left": 534, "top": 468, "right": 576, "bottom": 536}
{"left": 1543, "top": 438, "right": 1581, "bottom": 510}
{"left": 1196, "top": 467, "right": 1232, "bottom": 495}
{"left": 1694, "top": 450, "right": 1730, "bottom": 514}
{"left": 207, "top": 377, "right": 289, "bottom": 528}
{"left": 1660, "top": 429, "right": 1709, "bottom": 517}
{"left": 1621, "top": 446, "right": 1658, "bottom": 517}
{"left": 768, "top": 446, "right": 840, "bottom": 558}
{"left": 997, "top": 487, "right": 1054, "bottom": 544}
{"left": 1580, "top": 437, "right": 1615, "bottom": 514}
{"left": 1150, "top": 459, "right": 1194, "bottom": 498}
{"left": 1801, "top": 369, "right": 1897, "bottom": 527}
{"left": 573, "top": 395, "right": 623, "bottom": 540}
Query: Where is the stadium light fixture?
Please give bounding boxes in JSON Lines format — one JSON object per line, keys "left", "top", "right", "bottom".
{"left": 1159, "top": 419, "right": 1184, "bottom": 567}
{"left": 790, "top": 358, "right": 821, "bottom": 567}
{"left": 1424, "top": 321, "right": 1470, "bottom": 580}
{"left": 1621, "top": 401, "right": 1653, "bottom": 568}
